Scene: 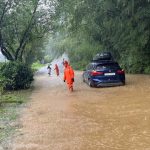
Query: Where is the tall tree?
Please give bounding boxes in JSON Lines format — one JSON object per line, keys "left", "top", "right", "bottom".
{"left": 0, "top": 0, "right": 56, "bottom": 62}
{"left": 53, "top": 0, "right": 150, "bottom": 73}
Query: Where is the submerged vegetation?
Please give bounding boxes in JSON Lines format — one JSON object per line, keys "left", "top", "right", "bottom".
{"left": 0, "top": 90, "right": 31, "bottom": 143}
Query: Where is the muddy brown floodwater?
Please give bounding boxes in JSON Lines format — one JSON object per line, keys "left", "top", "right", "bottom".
{"left": 6, "top": 70, "right": 150, "bottom": 150}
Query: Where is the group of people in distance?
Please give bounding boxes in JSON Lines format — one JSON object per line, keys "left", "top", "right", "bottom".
{"left": 47, "top": 59, "right": 75, "bottom": 92}
{"left": 47, "top": 64, "right": 59, "bottom": 76}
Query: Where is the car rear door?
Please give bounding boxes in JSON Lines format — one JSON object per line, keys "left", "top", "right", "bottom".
{"left": 84, "top": 64, "right": 94, "bottom": 81}
{"left": 95, "top": 62, "right": 120, "bottom": 81}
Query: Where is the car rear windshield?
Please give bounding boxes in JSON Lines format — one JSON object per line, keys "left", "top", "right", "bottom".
{"left": 95, "top": 63, "right": 120, "bottom": 70}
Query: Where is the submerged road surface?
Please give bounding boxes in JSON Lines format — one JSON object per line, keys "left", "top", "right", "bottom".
{"left": 7, "top": 67, "right": 150, "bottom": 150}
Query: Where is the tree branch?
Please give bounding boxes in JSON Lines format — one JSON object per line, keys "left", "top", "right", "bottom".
{"left": 1, "top": 46, "right": 14, "bottom": 61}
{"left": 15, "top": 0, "right": 40, "bottom": 60}
{"left": 0, "top": 1, "right": 9, "bottom": 26}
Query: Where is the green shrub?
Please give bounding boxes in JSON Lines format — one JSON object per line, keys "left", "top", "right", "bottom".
{"left": 44, "top": 55, "right": 53, "bottom": 64}
{"left": 31, "top": 61, "right": 45, "bottom": 72}
{"left": 0, "top": 62, "right": 34, "bottom": 90}
{"left": 144, "top": 66, "right": 150, "bottom": 74}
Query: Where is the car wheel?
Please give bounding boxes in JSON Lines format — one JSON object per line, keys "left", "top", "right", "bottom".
{"left": 88, "top": 79, "right": 93, "bottom": 87}
{"left": 83, "top": 78, "right": 85, "bottom": 82}
{"left": 122, "top": 80, "right": 125, "bottom": 85}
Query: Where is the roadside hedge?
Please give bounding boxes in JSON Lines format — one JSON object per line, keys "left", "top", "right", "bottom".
{"left": 0, "top": 62, "right": 33, "bottom": 90}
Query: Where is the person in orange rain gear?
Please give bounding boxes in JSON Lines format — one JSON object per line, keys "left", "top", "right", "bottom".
{"left": 54, "top": 64, "right": 59, "bottom": 76}
{"left": 63, "top": 61, "right": 74, "bottom": 92}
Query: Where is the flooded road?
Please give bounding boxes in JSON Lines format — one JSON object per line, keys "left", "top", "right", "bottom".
{"left": 6, "top": 68, "right": 150, "bottom": 150}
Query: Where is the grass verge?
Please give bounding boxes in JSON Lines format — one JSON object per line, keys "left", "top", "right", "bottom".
{"left": 0, "top": 89, "right": 31, "bottom": 143}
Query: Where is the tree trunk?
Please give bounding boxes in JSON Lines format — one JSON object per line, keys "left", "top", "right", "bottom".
{"left": 15, "top": 0, "right": 39, "bottom": 61}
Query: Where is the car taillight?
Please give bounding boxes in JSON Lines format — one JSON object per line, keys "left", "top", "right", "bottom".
{"left": 117, "top": 70, "right": 125, "bottom": 74}
{"left": 90, "top": 71, "right": 104, "bottom": 76}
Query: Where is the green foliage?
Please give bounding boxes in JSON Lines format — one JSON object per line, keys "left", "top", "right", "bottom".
{"left": 44, "top": 55, "right": 53, "bottom": 64}
{"left": 0, "top": 62, "right": 33, "bottom": 90}
{"left": 68, "top": 40, "right": 103, "bottom": 70}
{"left": 53, "top": 0, "right": 150, "bottom": 74}
{"left": 31, "top": 61, "right": 45, "bottom": 72}
{"left": 0, "top": 0, "right": 56, "bottom": 63}
{"left": 144, "top": 66, "right": 150, "bottom": 74}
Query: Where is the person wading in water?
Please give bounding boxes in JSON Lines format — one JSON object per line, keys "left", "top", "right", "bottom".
{"left": 63, "top": 61, "right": 74, "bottom": 92}
{"left": 47, "top": 65, "right": 51, "bottom": 76}
{"left": 54, "top": 64, "right": 59, "bottom": 76}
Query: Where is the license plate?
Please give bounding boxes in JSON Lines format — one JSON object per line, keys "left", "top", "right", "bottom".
{"left": 104, "top": 73, "right": 115, "bottom": 76}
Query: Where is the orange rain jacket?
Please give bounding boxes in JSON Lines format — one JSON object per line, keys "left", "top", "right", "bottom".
{"left": 54, "top": 64, "right": 59, "bottom": 76}
{"left": 64, "top": 65, "right": 74, "bottom": 89}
